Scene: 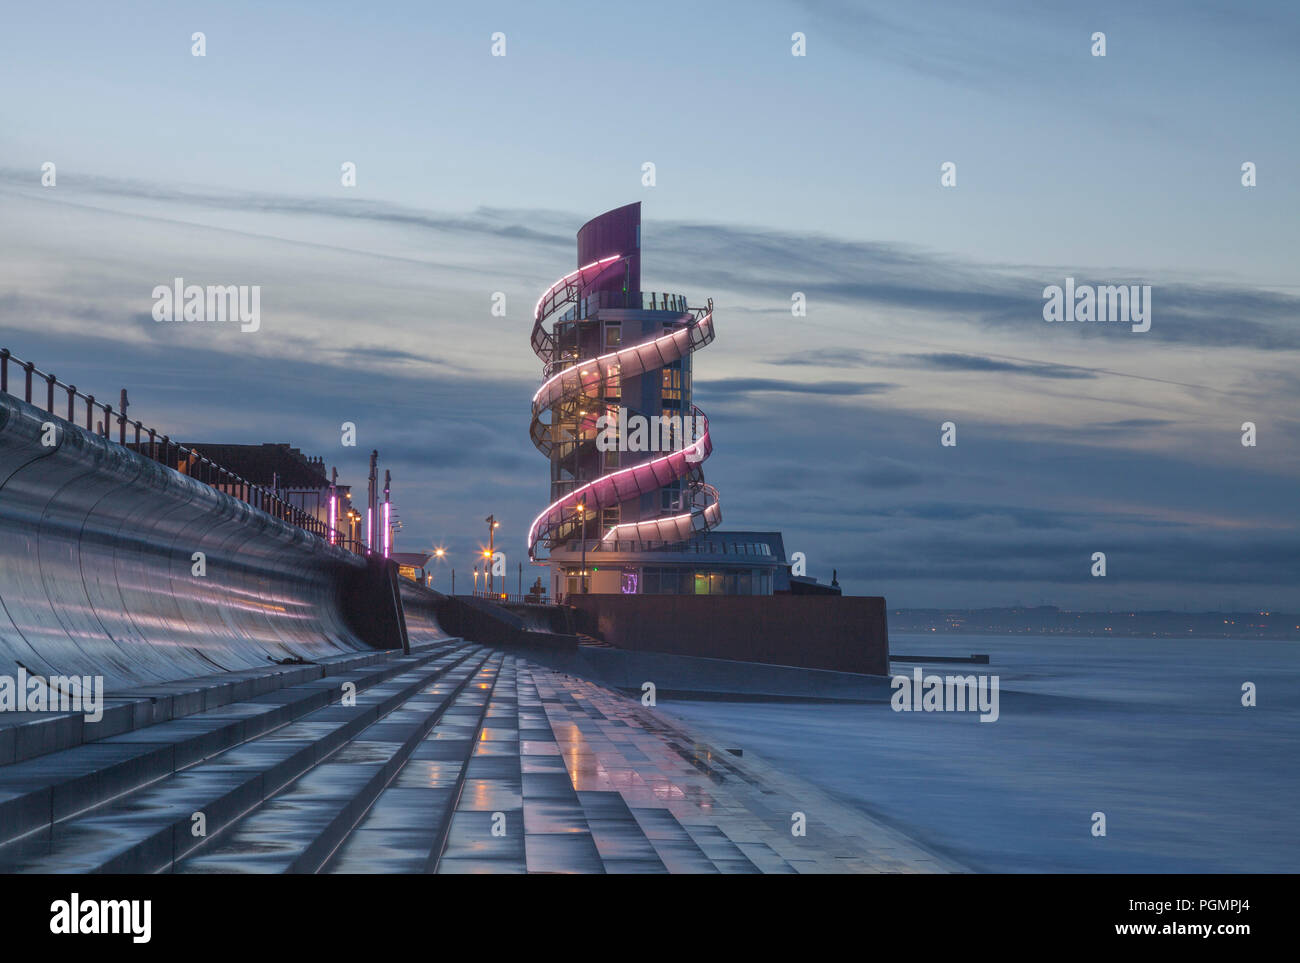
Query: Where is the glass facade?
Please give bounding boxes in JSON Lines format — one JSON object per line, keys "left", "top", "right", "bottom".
{"left": 640, "top": 566, "right": 773, "bottom": 595}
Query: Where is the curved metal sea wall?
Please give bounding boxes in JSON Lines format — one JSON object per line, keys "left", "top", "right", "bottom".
{"left": 0, "top": 392, "right": 429, "bottom": 689}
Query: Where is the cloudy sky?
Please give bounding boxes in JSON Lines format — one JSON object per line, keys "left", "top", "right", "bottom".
{"left": 2, "top": 0, "right": 1298, "bottom": 608}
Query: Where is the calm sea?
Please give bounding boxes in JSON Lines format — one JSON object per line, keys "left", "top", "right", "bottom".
{"left": 666, "top": 633, "right": 1300, "bottom": 872}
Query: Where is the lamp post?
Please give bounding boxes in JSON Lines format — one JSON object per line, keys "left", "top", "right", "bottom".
{"left": 382, "top": 470, "right": 392, "bottom": 558}
{"left": 346, "top": 505, "right": 360, "bottom": 553}
{"left": 328, "top": 467, "right": 338, "bottom": 546}
{"left": 366, "top": 450, "right": 378, "bottom": 555}
{"left": 485, "top": 515, "right": 499, "bottom": 595}
{"left": 576, "top": 502, "right": 587, "bottom": 595}
{"left": 431, "top": 547, "right": 445, "bottom": 588}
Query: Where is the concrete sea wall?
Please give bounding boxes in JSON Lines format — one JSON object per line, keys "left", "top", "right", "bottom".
{"left": 567, "top": 594, "right": 890, "bottom": 675}
{"left": 0, "top": 392, "right": 443, "bottom": 690}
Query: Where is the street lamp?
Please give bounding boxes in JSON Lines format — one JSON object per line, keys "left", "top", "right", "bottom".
{"left": 346, "top": 507, "right": 361, "bottom": 553}
{"left": 430, "top": 547, "right": 445, "bottom": 588}
{"left": 485, "top": 515, "right": 500, "bottom": 595}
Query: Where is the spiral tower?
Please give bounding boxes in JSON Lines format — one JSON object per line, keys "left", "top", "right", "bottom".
{"left": 528, "top": 203, "right": 721, "bottom": 596}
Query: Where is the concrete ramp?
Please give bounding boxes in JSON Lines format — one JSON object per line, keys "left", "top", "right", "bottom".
{"left": 0, "top": 392, "right": 442, "bottom": 689}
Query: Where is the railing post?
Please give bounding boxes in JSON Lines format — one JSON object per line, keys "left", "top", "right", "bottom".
{"left": 0, "top": 347, "right": 341, "bottom": 546}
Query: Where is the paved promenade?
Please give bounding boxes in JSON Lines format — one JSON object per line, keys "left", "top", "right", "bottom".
{"left": 0, "top": 643, "right": 958, "bottom": 874}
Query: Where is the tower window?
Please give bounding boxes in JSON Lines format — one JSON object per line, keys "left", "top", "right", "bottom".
{"left": 661, "top": 363, "right": 682, "bottom": 402}
{"left": 662, "top": 480, "right": 683, "bottom": 511}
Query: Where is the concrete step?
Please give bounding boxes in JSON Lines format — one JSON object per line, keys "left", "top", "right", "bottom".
{"left": 0, "top": 642, "right": 465, "bottom": 851}
{"left": 438, "top": 660, "right": 683, "bottom": 874}
{"left": 526, "top": 667, "right": 804, "bottom": 873}
{"left": 0, "top": 639, "right": 457, "bottom": 766}
{"left": 432, "top": 657, "right": 530, "bottom": 873}
{"left": 529, "top": 669, "right": 745, "bottom": 873}
{"left": 515, "top": 666, "right": 608, "bottom": 873}
{"left": 3, "top": 645, "right": 959, "bottom": 873}
{"left": 0, "top": 645, "right": 480, "bottom": 872}
{"left": 176, "top": 652, "right": 498, "bottom": 873}
{"left": 534, "top": 668, "right": 958, "bottom": 873}
{"left": 324, "top": 655, "right": 513, "bottom": 873}
{"left": 339, "top": 660, "right": 791, "bottom": 874}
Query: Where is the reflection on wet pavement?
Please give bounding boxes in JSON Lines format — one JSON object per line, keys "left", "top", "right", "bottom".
{"left": 330, "top": 655, "right": 958, "bottom": 874}
{"left": 0, "top": 641, "right": 957, "bottom": 874}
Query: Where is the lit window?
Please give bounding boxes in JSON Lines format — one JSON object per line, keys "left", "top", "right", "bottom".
{"left": 661, "top": 364, "right": 682, "bottom": 402}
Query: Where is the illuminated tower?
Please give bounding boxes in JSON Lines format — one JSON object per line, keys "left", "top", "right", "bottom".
{"left": 527, "top": 203, "right": 723, "bottom": 598}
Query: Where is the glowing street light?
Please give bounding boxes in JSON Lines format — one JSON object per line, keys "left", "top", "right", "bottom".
{"left": 485, "top": 515, "right": 500, "bottom": 595}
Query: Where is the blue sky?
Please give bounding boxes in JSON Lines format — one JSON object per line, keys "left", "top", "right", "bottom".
{"left": 2, "top": 0, "right": 1298, "bottom": 608}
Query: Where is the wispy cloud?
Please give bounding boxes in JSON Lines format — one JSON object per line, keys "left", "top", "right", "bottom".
{"left": 703, "top": 377, "right": 896, "bottom": 397}
{"left": 902, "top": 353, "right": 1095, "bottom": 379}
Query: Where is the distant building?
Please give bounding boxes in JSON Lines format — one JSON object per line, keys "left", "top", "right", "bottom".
{"left": 391, "top": 551, "right": 435, "bottom": 585}
{"left": 177, "top": 442, "right": 346, "bottom": 519}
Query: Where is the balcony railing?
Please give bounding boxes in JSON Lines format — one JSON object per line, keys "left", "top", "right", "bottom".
{"left": 558, "top": 290, "right": 689, "bottom": 323}
{"left": 467, "top": 590, "right": 556, "bottom": 606}
{"left": 560, "top": 536, "right": 774, "bottom": 556}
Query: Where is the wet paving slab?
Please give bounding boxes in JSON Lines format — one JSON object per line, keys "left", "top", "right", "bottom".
{"left": 0, "top": 643, "right": 960, "bottom": 874}
{"left": 327, "top": 655, "right": 960, "bottom": 873}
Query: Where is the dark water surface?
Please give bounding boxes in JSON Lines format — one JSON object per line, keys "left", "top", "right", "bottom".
{"left": 667, "top": 634, "right": 1299, "bottom": 872}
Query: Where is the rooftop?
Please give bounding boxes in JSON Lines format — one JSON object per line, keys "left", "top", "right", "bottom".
{"left": 178, "top": 442, "right": 337, "bottom": 490}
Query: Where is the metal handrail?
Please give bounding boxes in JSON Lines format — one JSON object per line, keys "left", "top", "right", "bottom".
{"left": 468, "top": 590, "right": 556, "bottom": 606}
{"left": 0, "top": 347, "right": 363, "bottom": 554}
{"left": 557, "top": 290, "right": 690, "bottom": 323}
